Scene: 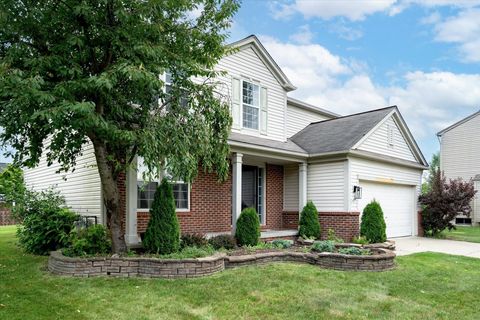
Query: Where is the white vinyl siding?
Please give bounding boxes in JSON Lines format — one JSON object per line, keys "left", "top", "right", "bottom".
{"left": 474, "top": 181, "right": 480, "bottom": 223}
{"left": 283, "top": 164, "right": 299, "bottom": 211}
{"left": 216, "top": 47, "right": 287, "bottom": 141}
{"left": 307, "top": 161, "right": 346, "bottom": 211}
{"left": 349, "top": 157, "right": 422, "bottom": 213}
{"left": 286, "top": 104, "right": 331, "bottom": 137}
{"left": 357, "top": 116, "right": 416, "bottom": 162}
{"left": 23, "top": 140, "right": 103, "bottom": 223}
{"left": 440, "top": 114, "right": 480, "bottom": 223}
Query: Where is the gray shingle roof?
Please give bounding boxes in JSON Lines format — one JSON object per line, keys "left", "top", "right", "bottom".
{"left": 291, "top": 107, "right": 396, "bottom": 154}
{"left": 228, "top": 132, "right": 307, "bottom": 154}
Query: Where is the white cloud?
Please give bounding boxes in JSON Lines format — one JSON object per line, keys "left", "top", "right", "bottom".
{"left": 289, "top": 25, "right": 314, "bottom": 44}
{"left": 328, "top": 22, "right": 363, "bottom": 41}
{"left": 261, "top": 37, "right": 480, "bottom": 145}
{"left": 433, "top": 9, "right": 480, "bottom": 62}
{"left": 419, "top": 11, "right": 441, "bottom": 25}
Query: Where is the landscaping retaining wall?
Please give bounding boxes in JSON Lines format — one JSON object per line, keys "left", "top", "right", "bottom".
{"left": 48, "top": 251, "right": 226, "bottom": 278}
{"left": 49, "top": 247, "right": 395, "bottom": 278}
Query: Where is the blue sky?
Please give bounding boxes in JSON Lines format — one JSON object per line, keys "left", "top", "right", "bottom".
{"left": 227, "top": 0, "right": 480, "bottom": 163}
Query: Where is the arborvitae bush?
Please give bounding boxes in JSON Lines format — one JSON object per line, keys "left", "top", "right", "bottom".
{"left": 360, "top": 200, "right": 387, "bottom": 243}
{"left": 298, "top": 201, "right": 320, "bottom": 239}
{"left": 142, "top": 179, "right": 180, "bottom": 254}
{"left": 235, "top": 207, "right": 260, "bottom": 246}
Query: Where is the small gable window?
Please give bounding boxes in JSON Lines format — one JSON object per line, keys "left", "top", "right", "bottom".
{"left": 242, "top": 80, "right": 260, "bottom": 130}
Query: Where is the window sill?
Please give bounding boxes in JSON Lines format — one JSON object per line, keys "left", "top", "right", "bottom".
{"left": 137, "top": 209, "right": 191, "bottom": 214}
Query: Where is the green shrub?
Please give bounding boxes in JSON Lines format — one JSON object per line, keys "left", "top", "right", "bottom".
{"left": 64, "top": 224, "right": 111, "bottom": 257}
{"left": 311, "top": 240, "right": 335, "bottom": 253}
{"left": 208, "top": 234, "right": 236, "bottom": 250}
{"left": 143, "top": 179, "right": 180, "bottom": 254}
{"left": 152, "top": 245, "right": 216, "bottom": 259}
{"left": 327, "top": 228, "right": 344, "bottom": 243}
{"left": 299, "top": 201, "right": 320, "bottom": 239}
{"left": 352, "top": 235, "right": 370, "bottom": 245}
{"left": 360, "top": 200, "right": 387, "bottom": 243}
{"left": 235, "top": 207, "right": 260, "bottom": 246}
{"left": 271, "top": 239, "right": 293, "bottom": 249}
{"left": 338, "top": 246, "right": 371, "bottom": 256}
{"left": 16, "top": 189, "right": 78, "bottom": 255}
{"left": 180, "top": 233, "right": 208, "bottom": 249}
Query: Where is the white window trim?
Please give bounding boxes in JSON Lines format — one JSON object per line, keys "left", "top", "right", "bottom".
{"left": 243, "top": 160, "right": 267, "bottom": 226}
{"left": 241, "top": 79, "right": 261, "bottom": 131}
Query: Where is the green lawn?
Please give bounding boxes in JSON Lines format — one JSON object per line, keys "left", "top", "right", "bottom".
{"left": 441, "top": 226, "right": 480, "bottom": 243}
{"left": 1, "top": 226, "right": 480, "bottom": 320}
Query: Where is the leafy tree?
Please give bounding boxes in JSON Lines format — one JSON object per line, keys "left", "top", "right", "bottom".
{"left": 0, "top": 164, "right": 25, "bottom": 205}
{"left": 235, "top": 207, "right": 260, "bottom": 246}
{"left": 298, "top": 201, "right": 320, "bottom": 239}
{"left": 421, "top": 152, "right": 440, "bottom": 194}
{"left": 0, "top": 0, "right": 239, "bottom": 252}
{"left": 419, "top": 170, "right": 476, "bottom": 236}
{"left": 143, "top": 179, "right": 180, "bottom": 254}
{"left": 360, "top": 200, "right": 387, "bottom": 243}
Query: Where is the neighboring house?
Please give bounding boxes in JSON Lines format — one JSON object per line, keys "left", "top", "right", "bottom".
{"left": 0, "top": 162, "right": 15, "bottom": 226}
{"left": 437, "top": 110, "right": 480, "bottom": 225}
{"left": 24, "top": 35, "right": 428, "bottom": 243}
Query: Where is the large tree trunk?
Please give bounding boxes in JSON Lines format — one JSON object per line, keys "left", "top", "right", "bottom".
{"left": 91, "top": 139, "right": 128, "bottom": 253}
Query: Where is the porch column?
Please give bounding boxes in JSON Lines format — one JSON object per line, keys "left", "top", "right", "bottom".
{"left": 299, "top": 162, "right": 307, "bottom": 212}
{"left": 232, "top": 152, "right": 243, "bottom": 235}
{"left": 125, "top": 161, "right": 140, "bottom": 245}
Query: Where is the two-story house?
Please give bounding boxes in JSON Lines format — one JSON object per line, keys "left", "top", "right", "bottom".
{"left": 24, "top": 35, "right": 428, "bottom": 243}
{"left": 438, "top": 111, "right": 480, "bottom": 225}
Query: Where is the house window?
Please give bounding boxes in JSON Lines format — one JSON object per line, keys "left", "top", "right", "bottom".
{"left": 137, "top": 157, "right": 190, "bottom": 211}
{"left": 242, "top": 81, "right": 260, "bottom": 130}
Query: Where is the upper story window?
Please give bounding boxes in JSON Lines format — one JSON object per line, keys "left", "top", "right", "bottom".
{"left": 137, "top": 157, "right": 190, "bottom": 212}
{"left": 242, "top": 81, "right": 260, "bottom": 130}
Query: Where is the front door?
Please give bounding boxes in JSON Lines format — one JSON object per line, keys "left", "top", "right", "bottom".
{"left": 241, "top": 165, "right": 264, "bottom": 223}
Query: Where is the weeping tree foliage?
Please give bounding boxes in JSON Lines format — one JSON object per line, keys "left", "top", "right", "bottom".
{"left": 0, "top": 0, "right": 239, "bottom": 253}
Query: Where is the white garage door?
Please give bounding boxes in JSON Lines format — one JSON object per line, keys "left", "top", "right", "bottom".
{"left": 359, "top": 181, "right": 415, "bottom": 238}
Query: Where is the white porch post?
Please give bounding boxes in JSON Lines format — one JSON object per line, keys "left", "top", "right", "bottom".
{"left": 125, "top": 159, "right": 140, "bottom": 245}
{"left": 299, "top": 162, "right": 307, "bottom": 213}
{"left": 232, "top": 153, "right": 243, "bottom": 235}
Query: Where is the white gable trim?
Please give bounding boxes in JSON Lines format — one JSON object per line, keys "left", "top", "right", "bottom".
{"left": 437, "top": 110, "right": 480, "bottom": 137}
{"left": 228, "top": 35, "right": 296, "bottom": 92}
{"left": 352, "top": 108, "right": 428, "bottom": 166}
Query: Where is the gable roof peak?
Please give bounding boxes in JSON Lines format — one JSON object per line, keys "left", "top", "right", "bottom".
{"left": 437, "top": 109, "right": 480, "bottom": 137}
{"left": 227, "top": 35, "right": 296, "bottom": 92}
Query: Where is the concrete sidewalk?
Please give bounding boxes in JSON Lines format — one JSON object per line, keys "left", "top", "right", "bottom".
{"left": 393, "top": 236, "right": 480, "bottom": 258}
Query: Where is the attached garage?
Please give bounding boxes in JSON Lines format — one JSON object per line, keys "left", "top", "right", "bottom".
{"left": 358, "top": 181, "right": 415, "bottom": 238}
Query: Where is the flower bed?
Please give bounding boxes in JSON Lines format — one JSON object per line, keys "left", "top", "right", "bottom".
{"left": 49, "top": 245, "right": 395, "bottom": 278}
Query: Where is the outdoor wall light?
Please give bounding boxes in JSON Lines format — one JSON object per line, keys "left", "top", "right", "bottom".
{"left": 353, "top": 186, "right": 362, "bottom": 200}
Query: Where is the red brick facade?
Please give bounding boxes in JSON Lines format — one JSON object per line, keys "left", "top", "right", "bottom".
{"left": 282, "top": 210, "right": 360, "bottom": 242}
{"left": 0, "top": 205, "right": 15, "bottom": 226}
{"left": 264, "top": 164, "right": 284, "bottom": 230}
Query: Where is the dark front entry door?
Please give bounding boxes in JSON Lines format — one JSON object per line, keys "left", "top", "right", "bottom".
{"left": 242, "top": 165, "right": 257, "bottom": 211}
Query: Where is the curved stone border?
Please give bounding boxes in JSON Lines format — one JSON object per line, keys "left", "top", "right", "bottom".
{"left": 226, "top": 248, "right": 395, "bottom": 272}
{"left": 48, "top": 251, "right": 226, "bottom": 278}
{"left": 49, "top": 248, "right": 395, "bottom": 278}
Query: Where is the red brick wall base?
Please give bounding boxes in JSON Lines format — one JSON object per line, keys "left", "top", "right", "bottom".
{"left": 282, "top": 211, "right": 360, "bottom": 242}
{"left": 0, "top": 206, "right": 15, "bottom": 226}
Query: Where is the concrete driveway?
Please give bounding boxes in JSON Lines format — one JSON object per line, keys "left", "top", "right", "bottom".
{"left": 393, "top": 236, "right": 480, "bottom": 258}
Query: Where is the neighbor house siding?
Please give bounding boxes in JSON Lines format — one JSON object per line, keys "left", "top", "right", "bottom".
{"left": 440, "top": 114, "right": 480, "bottom": 223}
{"left": 216, "top": 47, "right": 287, "bottom": 142}
{"left": 283, "top": 164, "right": 299, "bottom": 211}
{"left": 23, "top": 140, "right": 103, "bottom": 223}
{"left": 357, "top": 115, "right": 416, "bottom": 162}
{"left": 349, "top": 157, "right": 422, "bottom": 212}
{"left": 307, "top": 161, "right": 347, "bottom": 211}
{"left": 286, "top": 104, "right": 331, "bottom": 137}
{"left": 440, "top": 114, "right": 480, "bottom": 181}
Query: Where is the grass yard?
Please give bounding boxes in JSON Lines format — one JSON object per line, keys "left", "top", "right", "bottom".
{"left": 440, "top": 226, "right": 480, "bottom": 243}
{"left": 1, "top": 226, "right": 480, "bottom": 320}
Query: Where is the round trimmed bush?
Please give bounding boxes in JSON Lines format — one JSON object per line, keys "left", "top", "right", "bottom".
{"left": 235, "top": 207, "right": 260, "bottom": 246}
{"left": 143, "top": 179, "right": 180, "bottom": 254}
{"left": 360, "top": 200, "right": 387, "bottom": 243}
{"left": 299, "top": 201, "right": 320, "bottom": 239}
